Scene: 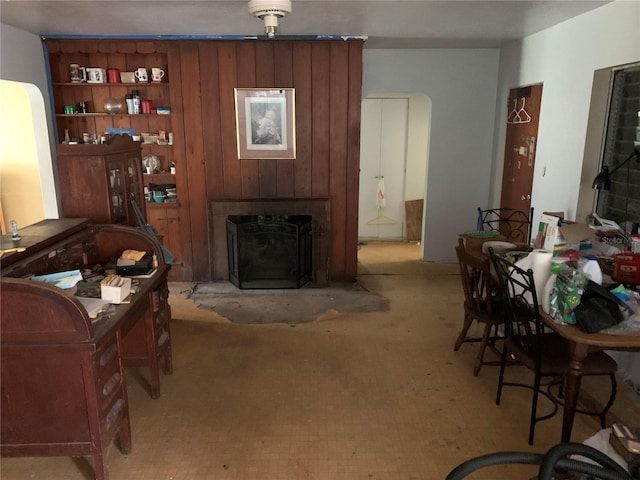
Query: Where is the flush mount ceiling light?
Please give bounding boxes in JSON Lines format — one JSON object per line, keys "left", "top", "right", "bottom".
{"left": 248, "top": 0, "right": 292, "bottom": 38}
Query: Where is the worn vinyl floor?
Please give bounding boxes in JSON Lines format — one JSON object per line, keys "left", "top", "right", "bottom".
{"left": 2, "top": 241, "right": 639, "bottom": 480}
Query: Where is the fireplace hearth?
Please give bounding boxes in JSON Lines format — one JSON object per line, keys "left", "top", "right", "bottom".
{"left": 227, "top": 214, "right": 312, "bottom": 289}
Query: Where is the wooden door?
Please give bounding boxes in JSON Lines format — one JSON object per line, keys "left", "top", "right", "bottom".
{"left": 500, "top": 84, "right": 543, "bottom": 211}
{"left": 358, "top": 98, "right": 408, "bottom": 239}
{"left": 146, "top": 205, "right": 182, "bottom": 279}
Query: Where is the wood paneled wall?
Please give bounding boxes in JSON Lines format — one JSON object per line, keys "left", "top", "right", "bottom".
{"left": 178, "top": 40, "right": 363, "bottom": 282}
{"left": 44, "top": 38, "right": 363, "bottom": 283}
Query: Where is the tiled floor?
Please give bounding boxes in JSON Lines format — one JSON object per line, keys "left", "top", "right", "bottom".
{"left": 2, "top": 241, "right": 639, "bottom": 479}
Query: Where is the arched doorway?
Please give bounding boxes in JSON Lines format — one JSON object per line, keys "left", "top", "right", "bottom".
{"left": 358, "top": 93, "right": 432, "bottom": 252}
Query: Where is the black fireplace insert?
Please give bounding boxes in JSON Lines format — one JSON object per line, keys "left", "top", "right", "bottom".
{"left": 226, "top": 214, "right": 312, "bottom": 289}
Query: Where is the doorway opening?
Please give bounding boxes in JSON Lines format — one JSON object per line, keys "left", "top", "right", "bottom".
{"left": 357, "top": 93, "right": 432, "bottom": 253}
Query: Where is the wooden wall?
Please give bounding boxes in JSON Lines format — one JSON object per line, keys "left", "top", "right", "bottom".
{"left": 178, "top": 40, "right": 363, "bottom": 282}
{"left": 44, "top": 38, "right": 363, "bottom": 283}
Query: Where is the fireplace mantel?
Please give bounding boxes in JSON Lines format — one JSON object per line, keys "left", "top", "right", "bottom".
{"left": 209, "top": 199, "right": 330, "bottom": 286}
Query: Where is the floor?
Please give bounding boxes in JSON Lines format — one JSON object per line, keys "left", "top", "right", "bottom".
{"left": 2, "top": 241, "right": 639, "bottom": 480}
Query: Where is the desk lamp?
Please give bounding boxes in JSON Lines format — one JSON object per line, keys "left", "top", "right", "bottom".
{"left": 592, "top": 146, "right": 640, "bottom": 190}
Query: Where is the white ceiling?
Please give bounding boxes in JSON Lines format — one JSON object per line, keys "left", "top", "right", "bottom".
{"left": 0, "top": 0, "right": 611, "bottom": 48}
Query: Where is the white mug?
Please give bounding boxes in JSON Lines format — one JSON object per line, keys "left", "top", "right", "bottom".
{"left": 86, "top": 67, "right": 106, "bottom": 83}
{"left": 135, "top": 68, "right": 148, "bottom": 82}
{"left": 151, "top": 68, "right": 165, "bottom": 82}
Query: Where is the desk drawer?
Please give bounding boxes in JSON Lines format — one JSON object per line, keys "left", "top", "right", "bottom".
{"left": 151, "top": 283, "right": 169, "bottom": 312}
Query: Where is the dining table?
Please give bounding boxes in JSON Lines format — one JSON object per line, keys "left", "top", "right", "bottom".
{"left": 464, "top": 238, "right": 640, "bottom": 442}
{"left": 538, "top": 309, "right": 640, "bottom": 442}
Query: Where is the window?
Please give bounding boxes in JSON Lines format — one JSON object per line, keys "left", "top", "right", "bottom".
{"left": 595, "top": 65, "right": 640, "bottom": 231}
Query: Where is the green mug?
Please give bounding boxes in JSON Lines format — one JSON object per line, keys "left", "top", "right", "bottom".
{"left": 64, "top": 105, "right": 75, "bottom": 115}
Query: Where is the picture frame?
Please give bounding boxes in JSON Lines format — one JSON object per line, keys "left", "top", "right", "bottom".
{"left": 234, "top": 88, "right": 296, "bottom": 160}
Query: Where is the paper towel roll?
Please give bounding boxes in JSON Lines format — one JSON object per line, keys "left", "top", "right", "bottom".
{"left": 529, "top": 249, "right": 553, "bottom": 304}
{"left": 510, "top": 250, "right": 551, "bottom": 305}
{"left": 541, "top": 273, "right": 557, "bottom": 313}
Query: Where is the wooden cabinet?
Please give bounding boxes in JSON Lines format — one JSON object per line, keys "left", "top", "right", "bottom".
{"left": 45, "top": 39, "right": 189, "bottom": 280}
{"left": 120, "top": 280, "right": 173, "bottom": 398}
{"left": 0, "top": 219, "right": 173, "bottom": 480}
{"left": 146, "top": 203, "right": 181, "bottom": 266}
{"left": 57, "top": 134, "right": 145, "bottom": 226}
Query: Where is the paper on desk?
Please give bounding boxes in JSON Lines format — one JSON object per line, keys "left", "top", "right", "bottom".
{"left": 31, "top": 269, "right": 83, "bottom": 289}
{"left": 76, "top": 296, "right": 111, "bottom": 318}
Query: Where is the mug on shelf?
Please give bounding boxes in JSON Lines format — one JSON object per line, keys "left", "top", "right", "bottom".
{"left": 86, "top": 67, "right": 106, "bottom": 83}
{"left": 107, "top": 68, "right": 120, "bottom": 83}
{"left": 135, "top": 68, "right": 148, "bottom": 83}
{"left": 69, "top": 64, "right": 86, "bottom": 83}
{"left": 151, "top": 68, "right": 165, "bottom": 82}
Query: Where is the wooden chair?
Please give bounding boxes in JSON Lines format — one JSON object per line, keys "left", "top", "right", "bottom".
{"left": 454, "top": 239, "right": 504, "bottom": 376}
{"left": 477, "top": 207, "right": 534, "bottom": 245}
{"left": 489, "top": 250, "right": 618, "bottom": 445}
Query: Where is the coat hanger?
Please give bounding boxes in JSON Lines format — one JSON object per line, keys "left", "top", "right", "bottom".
{"left": 507, "top": 97, "right": 531, "bottom": 124}
{"left": 507, "top": 98, "right": 519, "bottom": 123}
{"left": 366, "top": 208, "right": 397, "bottom": 226}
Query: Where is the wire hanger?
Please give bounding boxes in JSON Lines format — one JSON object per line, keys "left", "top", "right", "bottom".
{"left": 366, "top": 208, "right": 397, "bottom": 226}
{"left": 507, "top": 97, "right": 531, "bottom": 124}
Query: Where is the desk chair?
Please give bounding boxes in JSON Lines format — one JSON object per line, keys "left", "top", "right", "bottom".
{"left": 490, "top": 250, "right": 618, "bottom": 445}
{"left": 454, "top": 239, "right": 505, "bottom": 376}
{"left": 477, "top": 207, "right": 534, "bottom": 245}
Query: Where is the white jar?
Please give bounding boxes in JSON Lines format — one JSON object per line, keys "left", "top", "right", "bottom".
{"left": 580, "top": 256, "right": 602, "bottom": 285}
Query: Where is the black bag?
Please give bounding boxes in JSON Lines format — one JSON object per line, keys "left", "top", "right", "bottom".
{"left": 574, "top": 280, "right": 632, "bottom": 333}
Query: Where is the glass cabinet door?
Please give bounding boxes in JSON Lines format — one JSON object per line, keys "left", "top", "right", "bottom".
{"left": 108, "top": 160, "right": 126, "bottom": 224}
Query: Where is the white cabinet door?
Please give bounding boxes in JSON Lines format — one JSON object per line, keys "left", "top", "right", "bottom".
{"left": 358, "top": 98, "right": 408, "bottom": 239}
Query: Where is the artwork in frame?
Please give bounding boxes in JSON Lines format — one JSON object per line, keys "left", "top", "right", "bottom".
{"left": 234, "top": 88, "right": 296, "bottom": 160}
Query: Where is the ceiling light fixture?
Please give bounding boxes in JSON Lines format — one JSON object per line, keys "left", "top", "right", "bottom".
{"left": 248, "top": 0, "right": 292, "bottom": 38}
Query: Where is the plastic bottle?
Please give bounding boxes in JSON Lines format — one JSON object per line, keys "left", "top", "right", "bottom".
{"left": 580, "top": 255, "right": 603, "bottom": 285}
{"left": 125, "top": 94, "right": 135, "bottom": 114}
{"left": 10, "top": 220, "right": 21, "bottom": 240}
{"left": 131, "top": 90, "right": 141, "bottom": 114}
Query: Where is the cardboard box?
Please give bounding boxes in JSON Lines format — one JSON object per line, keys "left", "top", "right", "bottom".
{"left": 100, "top": 276, "right": 131, "bottom": 304}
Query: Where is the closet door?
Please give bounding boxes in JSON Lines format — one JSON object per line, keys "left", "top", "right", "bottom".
{"left": 358, "top": 98, "right": 408, "bottom": 239}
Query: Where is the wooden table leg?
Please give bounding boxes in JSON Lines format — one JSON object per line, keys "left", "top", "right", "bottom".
{"left": 562, "top": 342, "right": 590, "bottom": 442}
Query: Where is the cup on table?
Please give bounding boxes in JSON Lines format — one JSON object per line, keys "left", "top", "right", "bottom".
{"left": 135, "top": 68, "right": 148, "bottom": 83}
{"left": 107, "top": 68, "right": 120, "bottom": 83}
{"left": 120, "top": 71, "right": 136, "bottom": 83}
{"left": 151, "top": 68, "right": 165, "bottom": 82}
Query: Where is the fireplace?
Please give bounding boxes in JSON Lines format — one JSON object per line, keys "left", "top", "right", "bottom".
{"left": 227, "top": 214, "right": 312, "bottom": 289}
{"left": 209, "top": 199, "right": 331, "bottom": 286}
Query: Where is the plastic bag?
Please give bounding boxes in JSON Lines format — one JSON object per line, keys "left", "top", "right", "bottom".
{"left": 573, "top": 280, "right": 633, "bottom": 333}
{"left": 549, "top": 267, "right": 587, "bottom": 325}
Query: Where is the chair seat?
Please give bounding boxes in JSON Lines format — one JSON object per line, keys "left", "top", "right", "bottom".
{"left": 463, "top": 300, "right": 504, "bottom": 326}
{"left": 506, "top": 333, "right": 618, "bottom": 376}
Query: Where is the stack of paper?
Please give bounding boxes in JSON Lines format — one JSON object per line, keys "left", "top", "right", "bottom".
{"left": 31, "top": 269, "right": 83, "bottom": 289}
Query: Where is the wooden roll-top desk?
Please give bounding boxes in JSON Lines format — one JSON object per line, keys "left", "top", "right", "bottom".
{"left": 0, "top": 218, "right": 173, "bottom": 480}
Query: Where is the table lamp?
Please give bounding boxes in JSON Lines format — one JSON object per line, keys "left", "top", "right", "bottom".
{"left": 592, "top": 146, "right": 640, "bottom": 190}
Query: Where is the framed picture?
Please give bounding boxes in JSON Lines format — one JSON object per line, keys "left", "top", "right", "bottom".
{"left": 234, "top": 88, "right": 296, "bottom": 160}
